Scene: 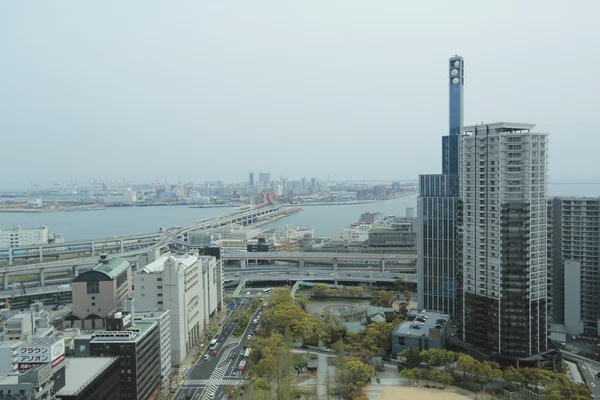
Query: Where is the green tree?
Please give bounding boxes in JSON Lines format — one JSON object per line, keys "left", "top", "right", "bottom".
{"left": 254, "top": 377, "right": 271, "bottom": 400}
{"left": 348, "top": 286, "right": 365, "bottom": 297}
{"left": 403, "top": 290, "right": 412, "bottom": 303}
{"left": 457, "top": 354, "right": 478, "bottom": 380}
{"left": 250, "top": 296, "right": 263, "bottom": 310}
{"left": 338, "top": 360, "right": 375, "bottom": 399}
{"left": 398, "top": 348, "right": 422, "bottom": 369}
{"left": 311, "top": 283, "right": 331, "bottom": 297}
{"left": 394, "top": 277, "right": 404, "bottom": 292}
{"left": 295, "top": 293, "right": 309, "bottom": 310}
{"left": 268, "top": 287, "right": 294, "bottom": 306}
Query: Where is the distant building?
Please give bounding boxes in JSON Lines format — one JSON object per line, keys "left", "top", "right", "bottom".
{"left": 55, "top": 357, "right": 121, "bottom": 400}
{"left": 548, "top": 197, "right": 600, "bottom": 337}
{"left": 0, "top": 341, "right": 21, "bottom": 376}
{"left": 367, "top": 225, "right": 416, "bottom": 249}
{"left": 247, "top": 238, "right": 275, "bottom": 253}
{"left": 360, "top": 212, "right": 382, "bottom": 224}
{"left": 2, "top": 313, "right": 34, "bottom": 341}
{"left": 68, "top": 254, "right": 133, "bottom": 329}
{"left": 134, "top": 254, "right": 219, "bottom": 364}
{"left": 391, "top": 309, "right": 449, "bottom": 355}
{"left": 249, "top": 172, "right": 255, "bottom": 186}
{"left": 258, "top": 173, "right": 270, "bottom": 186}
{"left": 103, "top": 189, "right": 136, "bottom": 205}
{"left": 0, "top": 225, "right": 49, "bottom": 248}
{"left": 26, "top": 199, "right": 43, "bottom": 209}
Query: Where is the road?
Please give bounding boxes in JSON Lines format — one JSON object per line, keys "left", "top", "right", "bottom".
{"left": 562, "top": 351, "right": 600, "bottom": 398}
{"left": 175, "top": 290, "right": 263, "bottom": 400}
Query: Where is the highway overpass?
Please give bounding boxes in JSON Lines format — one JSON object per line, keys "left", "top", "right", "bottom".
{"left": 0, "top": 205, "right": 288, "bottom": 265}
{"left": 223, "top": 250, "right": 415, "bottom": 271}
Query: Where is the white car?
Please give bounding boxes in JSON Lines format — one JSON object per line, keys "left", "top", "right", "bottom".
{"left": 203, "top": 354, "right": 209, "bottom": 360}
{"left": 247, "top": 334, "right": 252, "bottom": 340}
{"left": 321, "top": 347, "right": 329, "bottom": 352}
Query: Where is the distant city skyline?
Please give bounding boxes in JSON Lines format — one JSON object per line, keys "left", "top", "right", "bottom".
{"left": 2, "top": 2, "right": 599, "bottom": 187}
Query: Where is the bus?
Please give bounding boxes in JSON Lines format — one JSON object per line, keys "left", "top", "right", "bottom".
{"left": 244, "top": 348, "right": 252, "bottom": 358}
{"left": 262, "top": 288, "right": 272, "bottom": 294}
{"left": 209, "top": 339, "right": 218, "bottom": 350}
{"left": 238, "top": 360, "right": 247, "bottom": 371}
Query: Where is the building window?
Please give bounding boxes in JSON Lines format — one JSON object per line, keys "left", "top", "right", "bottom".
{"left": 87, "top": 281, "right": 99, "bottom": 294}
{"left": 157, "top": 278, "right": 162, "bottom": 281}
{"left": 92, "top": 302, "right": 96, "bottom": 306}
{"left": 397, "top": 336, "right": 405, "bottom": 345}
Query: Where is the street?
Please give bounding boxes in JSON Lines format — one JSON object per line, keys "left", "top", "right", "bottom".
{"left": 174, "top": 291, "right": 263, "bottom": 400}
{"left": 562, "top": 351, "right": 600, "bottom": 399}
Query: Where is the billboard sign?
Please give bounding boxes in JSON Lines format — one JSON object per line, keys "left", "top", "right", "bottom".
{"left": 18, "top": 345, "right": 51, "bottom": 370}
{"left": 18, "top": 339, "right": 65, "bottom": 372}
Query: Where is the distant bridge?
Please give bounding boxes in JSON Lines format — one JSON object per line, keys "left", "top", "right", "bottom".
{"left": 0, "top": 205, "right": 287, "bottom": 266}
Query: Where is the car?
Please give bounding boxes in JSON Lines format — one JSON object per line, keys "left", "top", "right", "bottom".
{"left": 203, "top": 354, "right": 209, "bottom": 360}
{"left": 300, "top": 343, "right": 309, "bottom": 349}
{"left": 246, "top": 292, "right": 251, "bottom": 295}
{"left": 321, "top": 347, "right": 329, "bottom": 352}
{"left": 247, "top": 334, "right": 252, "bottom": 340}
{"left": 213, "top": 350, "right": 218, "bottom": 356}
{"left": 230, "top": 353, "right": 236, "bottom": 359}
{"left": 240, "top": 349, "right": 245, "bottom": 356}
{"left": 364, "top": 275, "right": 370, "bottom": 278}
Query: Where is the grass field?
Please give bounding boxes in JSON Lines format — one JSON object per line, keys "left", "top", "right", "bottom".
{"left": 292, "top": 353, "right": 318, "bottom": 369}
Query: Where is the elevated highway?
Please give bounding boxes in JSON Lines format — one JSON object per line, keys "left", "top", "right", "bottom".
{"left": 0, "top": 205, "right": 287, "bottom": 265}
{"left": 223, "top": 250, "right": 415, "bottom": 272}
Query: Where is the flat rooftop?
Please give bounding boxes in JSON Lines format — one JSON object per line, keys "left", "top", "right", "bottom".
{"left": 138, "top": 253, "right": 197, "bottom": 274}
{"left": 56, "top": 357, "right": 119, "bottom": 396}
{"left": 394, "top": 309, "right": 449, "bottom": 338}
{"left": 90, "top": 322, "right": 155, "bottom": 343}
{"left": 463, "top": 122, "right": 536, "bottom": 133}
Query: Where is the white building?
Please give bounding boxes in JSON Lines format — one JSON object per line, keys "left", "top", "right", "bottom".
{"left": 103, "top": 188, "right": 137, "bottom": 204}
{"left": 127, "top": 303, "right": 172, "bottom": 381}
{"left": 330, "top": 225, "right": 371, "bottom": 243}
{"left": 0, "top": 341, "right": 21, "bottom": 376}
{"left": 134, "top": 254, "right": 220, "bottom": 364}
{"left": 0, "top": 225, "right": 49, "bottom": 248}
{"left": 460, "top": 122, "right": 548, "bottom": 359}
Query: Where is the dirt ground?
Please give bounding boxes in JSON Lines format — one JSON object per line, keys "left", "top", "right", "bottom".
{"left": 379, "top": 385, "right": 491, "bottom": 400}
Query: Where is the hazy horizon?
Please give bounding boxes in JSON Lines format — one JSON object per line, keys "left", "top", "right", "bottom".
{"left": 2, "top": 1, "right": 598, "bottom": 187}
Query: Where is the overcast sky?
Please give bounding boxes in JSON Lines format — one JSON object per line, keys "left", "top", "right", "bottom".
{"left": 1, "top": 1, "right": 598, "bottom": 187}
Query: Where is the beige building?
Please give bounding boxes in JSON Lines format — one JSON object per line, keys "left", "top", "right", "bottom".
{"left": 134, "top": 253, "right": 220, "bottom": 363}
{"left": 68, "top": 254, "right": 132, "bottom": 329}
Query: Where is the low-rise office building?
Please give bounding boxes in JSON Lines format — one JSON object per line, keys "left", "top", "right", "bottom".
{"left": 391, "top": 309, "right": 449, "bottom": 356}
{"left": 0, "top": 341, "right": 21, "bottom": 376}
{"left": 0, "top": 225, "right": 49, "bottom": 248}
{"left": 134, "top": 254, "right": 219, "bottom": 364}
{"left": 74, "top": 310, "right": 160, "bottom": 400}
{"left": 69, "top": 254, "right": 132, "bottom": 329}
{"left": 0, "top": 363, "right": 62, "bottom": 400}
{"left": 55, "top": 357, "right": 121, "bottom": 400}
{"left": 125, "top": 302, "right": 172, "bottom": 381}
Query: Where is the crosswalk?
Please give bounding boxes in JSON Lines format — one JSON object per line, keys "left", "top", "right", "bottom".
{"left": 185, "top": 378, "right": 241, "bottom": 386}
{"left": 202, "top": 338, "right": 240, "bottom": 399}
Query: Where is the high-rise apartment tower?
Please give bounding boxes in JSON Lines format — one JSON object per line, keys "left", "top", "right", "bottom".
{"left": 459, "top": 123, "right": 548, "bottom": 359}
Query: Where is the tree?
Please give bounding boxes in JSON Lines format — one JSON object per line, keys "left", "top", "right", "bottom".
{"left": 295, "top": 293, "right": 309, "bottom": 310}
{"left": 377, "top": 290, "right": 393, "bottom": 307}
{"left": 254, "top": 378, "right": 271, "bottom": 400}
{"left": 269, "top": 287, "right": 294, "bottom": 306}
{"left": 403, "top": 290, "right": 412, "bottom": 303}
{"left": 400, "top": 367, "right": 422, "bottom": 385}
{"left": 311, "top": 283, "right": 331, "bottom": 297}
{"left": 398, "top": 348, "right": 421, "bottom": 370}
{"left": 394, "top": 277, "right": 404, "bottom": 292}
{"left": 348, "top": 286, "right": 365, "bottom": 297}
{"left": 457, "top": 354, "right": 478, "bottom": 380}
{"left": 338, "top": 360, "right": 375, "bottom": 399}
{"left": 251, "top": 296, "right": 263, "bottom": 310}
